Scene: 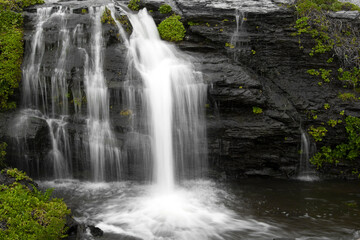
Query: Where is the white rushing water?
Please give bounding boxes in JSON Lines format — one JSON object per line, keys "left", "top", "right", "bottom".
{"left": 124, "top": 9, "right": 207, "bottom": 192}
{"left": 84, "top": 7, "right": 122, "bottom": 181}
{"left": 297, "top": 129, "right": 319, "bottom": 181}
{"left": 42, "top": 179, "right": 277, "bottom": 240}
{"left": 20, "top": 7, "right": 72, "bottom": 178}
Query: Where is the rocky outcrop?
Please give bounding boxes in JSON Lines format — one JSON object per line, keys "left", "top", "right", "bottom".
{"left": 1, "top": 0, "right": 359, "bottom": 180}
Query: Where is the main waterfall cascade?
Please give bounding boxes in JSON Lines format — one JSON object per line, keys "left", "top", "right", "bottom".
{"left": 124, "top": 9, "right": 208, "bottom": 191}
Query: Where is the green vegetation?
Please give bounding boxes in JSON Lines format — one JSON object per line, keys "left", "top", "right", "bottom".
{"left": 117, "top": 15, "right": 132, "bottom": 33}
{"left": 100, "top": 7, "right": 115, "bottom": 25}
{"left": 338, "top": 67, "right": 360, "bottom": 88}
{"left": 327, "top": 119, "right": 342, "bottom": 127}
{"left": 308, "top": 125, "right": 327, "bottom": 141}
{"left": 0, "top": 0, "right": 44, "bottom": 110}
{"left": 225, "top": 42, "right": 235, "bottom": 48}
{"left": 81, "top": 8, "right": 87, "bottom": 14}
{"left": 0, "top": 142, "right": 6, "bottom": 168}
{"left": 128, "top": 0, "right": 140, "bottom": 11}
{"left": 120, "top": 109, "right": 132, "bottom": 116}
{"left": 338, "top": 92, "right": 356, "bottom": 101}
{"left": 157, "top": 14, "right": 186, "bottom": 42}
{"left": 159, "top": 4, "right": 172, "bottom": 14}
{"left": 187, "top": 21, "right": 200, "bottom": 26}
{"left": 306, "top": 109, "right": 318, "bottom": 120}
{"left": 310, "top": 116, "right": 360, "bottom": 168}
{"left": 293, "top": 0, "right": 360, "bottom": 89}
{"left": 307, "top": 68, "right": 332, "bottom": 83}
{"left": 0, "top": 169, "right": 70, "bottom": 239}
{"left": 323, "top": 103, "right": 330, "bottom": 110}
{"left": 252, "top": 106, "right": 263, "bottom": 114}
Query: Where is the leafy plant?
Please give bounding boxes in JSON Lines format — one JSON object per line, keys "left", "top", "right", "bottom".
{"left": 324, "top": 103, "right": 330, "bottom": 110}
{"left": 252, "top": 106, "right": 263, "bottom": 114}
{"left": 157, "top": 14, "right": 186, "bottom": 42}
{"left": 128, "top": 0, "right": 140, "bottom": 11}
{"left": 3, "top": 168, "right": 32, "bottom": 181}
{"left": 338, "top": 92, "right": 356, "bottom": 101}
{"left": 338, "top": 67, "right": 360, "bottom": 88}
{"left": 0, "top": 170, "right": 70, "bottom": 239}
{"left": 310, "top": 116, "right": 360, "bottom": 169}
{"left": 308, "top": 125, "right": 327, "bottom": 141}
{"left": 327, "top": 119, "right": 342, "bottom": 127}
{"left": 159, "top": 4, "right": 172, "bottom": 14}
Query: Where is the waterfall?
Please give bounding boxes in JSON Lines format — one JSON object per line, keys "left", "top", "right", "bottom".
{"left": 230, "top": 8, "right": 249, "bottom": 48}
{"left": 84, "top": 7, "right": 122, "bottom": 181}
{"left": 297, "top": 129, "right": 319, "bottom": 181}
{"left": 19, "top": 7, "right": 72, "bottom": 179}
{"left": 17, "top": 5, "right": 122, "bottom": 180}
{"left": 124, "top": 9, "right": 207, "bottom": 192}
{"left": 16, "top": 3, "right": 206, "bottom": 185}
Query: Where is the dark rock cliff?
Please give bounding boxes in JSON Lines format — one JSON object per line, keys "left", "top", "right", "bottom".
{"left": 1, "top": 0, "right": 359, "bottom": 180}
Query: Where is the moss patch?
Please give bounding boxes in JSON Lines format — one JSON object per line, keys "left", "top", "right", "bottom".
{"left": 157, "top": 14, "right": 186, "bottom": 42}
{"left": 0, "top": 169, "right": 70, "bottom": 239}
{"left": 0, "top": 0, "right": 44, "bottom": 110}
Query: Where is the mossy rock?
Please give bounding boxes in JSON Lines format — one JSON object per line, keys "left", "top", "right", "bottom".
{"left": 157, "top": 14, "right": 186, "bottom": 42}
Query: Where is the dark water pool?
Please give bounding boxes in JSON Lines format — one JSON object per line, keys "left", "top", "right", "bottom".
{"left": 40, "top": 178, "right": 360, "bottom": 240}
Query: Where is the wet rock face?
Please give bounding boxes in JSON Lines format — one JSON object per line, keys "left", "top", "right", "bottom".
{"left": 1, "top": 0, "right": 359, "bottom": 180}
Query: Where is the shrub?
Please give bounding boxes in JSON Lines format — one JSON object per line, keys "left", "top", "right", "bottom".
{"left": 310, "top": 116, "right": 360, "bottom": 169}
{"left": 128, "top": 0, "right": 140, "bottom": 11}
{"left": 157, "top": 14, "right": 186, "bottom": 42}
{"left": 0, "top": 169, "right": 70, "bottom": 239}
{"left": 159, "top": 4, "right": 172, "bottom": 14}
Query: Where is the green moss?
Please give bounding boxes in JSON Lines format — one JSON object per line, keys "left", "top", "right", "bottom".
{"left": 0, "top": 142, "right": 6, "bottom": 169}
{"left": 159, "top": 4, "right": 172, "bottom": 14}
{"left": 252, "top": 106, "right": 263, "bottom": 114}
{"left": 187, "top": 21, "right": 200, "bottom": 26}
{"left": 0, "top": 184, "right": 70, "bottom": 239}
{"left": 128, "top": 0, "right": 140, "bottom": 11}
{"left": 0, "top": 0, "right": 44, "bottom": 110}
{"left": 225, "top": 42, "right": 235, "bottom": 48}
{"left": 100, "top": 7, "right": 115, "bottom": 25}
{"left": 157, "top": 14, "right": 186, "bottom": 42}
